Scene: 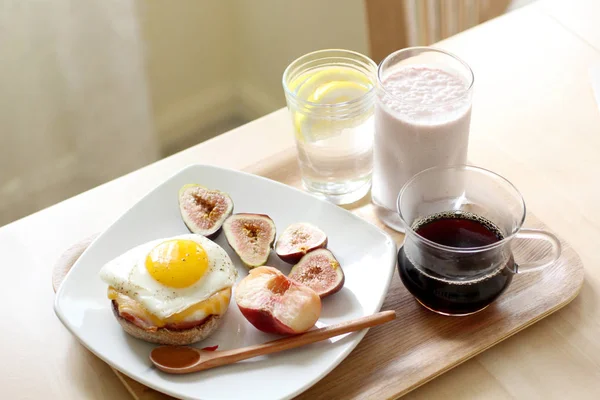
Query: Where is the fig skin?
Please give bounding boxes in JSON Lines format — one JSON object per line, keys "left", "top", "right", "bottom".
{"left": 178, "top": 184, "right": 234, "bottom": 239}
{"left": 275, "top": 222, "right": 328, "bottom": 264}
{"left": 223, "top": 213, "right": 276, "bottom": 268}
{"left": 288, "top": 249, "right": 345, "bottom": 298}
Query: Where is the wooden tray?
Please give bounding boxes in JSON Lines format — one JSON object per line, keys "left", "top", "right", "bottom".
{"left": 53, "top": 155, "right": 584, "bottom": 400}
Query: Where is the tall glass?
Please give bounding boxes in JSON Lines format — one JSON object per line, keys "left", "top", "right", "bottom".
{"left": 372, "top": 47, "right": 474, "bottom": 230}
{"left": 282, "top": 50, "right": 377, "bottom": 205}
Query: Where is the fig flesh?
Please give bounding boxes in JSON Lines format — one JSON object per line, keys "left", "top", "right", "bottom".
{"left": 178, "top": 184, "right": 234, "bottom": 238}
{"left": 288, "top": 249, "right": 344, "bottom": 298}
{"left": 275, "top": 222, "right": 328, "bottom": 263}
{"left": 223, "top": 213, "right": 276, "bottom": 268}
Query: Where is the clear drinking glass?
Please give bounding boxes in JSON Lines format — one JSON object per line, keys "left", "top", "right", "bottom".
{"left": 282, "top": 49, "right": 377, "bottom": 205}
{"left": 372, "top": 47, "right": 474, "bottom": 230}
{"left": 397, "top": 165, "right": 561, "bottom": 316}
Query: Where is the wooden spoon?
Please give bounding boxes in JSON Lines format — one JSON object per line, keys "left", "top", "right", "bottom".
{"left": 150, "top": 310, "right": 396, "bottom": 374}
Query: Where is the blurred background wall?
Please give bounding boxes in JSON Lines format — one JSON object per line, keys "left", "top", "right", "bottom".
{"left": 0, "top": 0, "right": 157, "bottom": 225}
{"left": 139, "top": 0, "right": 237, "bottom": 155}
{"left": 140, "top": 0, "right": 370, "bottom": 156}
{"left": 0, "top": 0, "right": 533, "bottom": 227}
{"left": 234, "top": 0, "right": 369, "bottom": 122}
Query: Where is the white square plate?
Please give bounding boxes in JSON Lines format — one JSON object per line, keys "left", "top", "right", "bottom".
{"left": 55, "top": 165, "right": 396, "bottom": 400}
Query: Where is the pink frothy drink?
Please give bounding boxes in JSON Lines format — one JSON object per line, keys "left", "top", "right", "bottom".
{"left": 372, "top": 48, "right": 474, "bottom": 231}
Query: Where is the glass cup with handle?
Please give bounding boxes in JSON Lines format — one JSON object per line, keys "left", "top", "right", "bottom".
{"left": 397, "top": 165, "right": 561, "bottom": 316}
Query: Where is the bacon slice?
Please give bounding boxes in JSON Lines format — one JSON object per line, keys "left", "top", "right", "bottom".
{"left": 108, "top": 287, "right": 230, "bottom": 331}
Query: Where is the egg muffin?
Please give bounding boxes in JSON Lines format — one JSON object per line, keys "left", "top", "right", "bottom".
{"left": 99, "top": 234, "right": 237, "bottom": 345}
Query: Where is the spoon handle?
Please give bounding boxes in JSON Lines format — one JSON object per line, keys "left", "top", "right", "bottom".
{"left": 200, "top": 310, "right": 396, "bottom": 370}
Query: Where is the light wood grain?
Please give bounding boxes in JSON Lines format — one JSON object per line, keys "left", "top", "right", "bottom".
{"left": 52, "top": 150, "right": 584, "bottom": 398}
{"left": 4, "top": 2, "right": 600, "bottom": 399}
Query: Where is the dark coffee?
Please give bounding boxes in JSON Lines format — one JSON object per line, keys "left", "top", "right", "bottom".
{"left": 398, "top": 211, "right": 514, "bottom": 315}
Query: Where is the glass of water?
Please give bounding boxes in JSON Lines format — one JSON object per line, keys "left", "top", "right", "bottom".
{"left": 282, "top": 49, "right": 377, "bottom": 205}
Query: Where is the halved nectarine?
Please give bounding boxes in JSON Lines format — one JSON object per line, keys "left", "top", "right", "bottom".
{"left": 234, "top": 266, "right": 321, "bottom": 334}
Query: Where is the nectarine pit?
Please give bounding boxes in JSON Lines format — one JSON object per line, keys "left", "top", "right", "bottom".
{"left": 267, "top": 274, "right": 291, "bottom": 295}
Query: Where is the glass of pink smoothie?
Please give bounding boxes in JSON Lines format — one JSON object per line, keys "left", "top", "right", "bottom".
{"left": 372, "top": 47, "right": 474, "bottom": 231}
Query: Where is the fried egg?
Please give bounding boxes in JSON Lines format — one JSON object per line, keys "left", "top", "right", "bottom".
{"left": 99, "top": 234, "right": 237, "bottom": 321}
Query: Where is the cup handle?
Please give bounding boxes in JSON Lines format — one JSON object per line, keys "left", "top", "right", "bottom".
{"left": 513, "top": 228, "right": 562, "bottom": 273}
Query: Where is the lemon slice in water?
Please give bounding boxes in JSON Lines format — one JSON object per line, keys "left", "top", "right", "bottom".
{"left": 290, "top": 67, "right": 372, "bottom": 142}
{"left": 309, "top": 81, "right": 369, "bottom": 103}
{"left": 295, "top": 67, "right": 371, "bottom": 100}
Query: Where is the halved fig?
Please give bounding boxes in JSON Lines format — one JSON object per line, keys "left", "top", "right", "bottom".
{"left": 288, "top": 249, "right": 345, "bottom": 298}
{"left": 178, "top": 184, "right": 234, "bottom": 238}
{"left": 223, "top": 213, "right": 276, "bottom": 268}
{"left": 275, "top": 222, "right": 328, "bottom": 263}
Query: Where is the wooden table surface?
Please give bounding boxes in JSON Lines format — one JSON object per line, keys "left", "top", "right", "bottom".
{"left": 3, "top": 1, "right": 600, "bottom": 399}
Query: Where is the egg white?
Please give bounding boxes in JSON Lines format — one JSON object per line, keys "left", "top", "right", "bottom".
{"left": 99, "top": 234, "right": 237, "bottom": 320}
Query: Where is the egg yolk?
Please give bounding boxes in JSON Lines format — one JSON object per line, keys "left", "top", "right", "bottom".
{"left": 145, "top": 239, "right": 208, "bottom": 288}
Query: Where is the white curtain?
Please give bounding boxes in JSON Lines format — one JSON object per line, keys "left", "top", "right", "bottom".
{"left": 0, "top": 0, "right": 159, "bottom": 226}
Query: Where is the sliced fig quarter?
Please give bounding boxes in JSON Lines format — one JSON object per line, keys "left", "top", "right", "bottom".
{"left": 275, "top": 222, "right": 328, "bottom": 263}
{"left": 223, "top": 213, "right": 276, "bottom": 268}
{"left": 178, "top": 184, "right": 234, "bottom": 238}
{"left": 288, "top": 249, "right": 345, "bottom": 298}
